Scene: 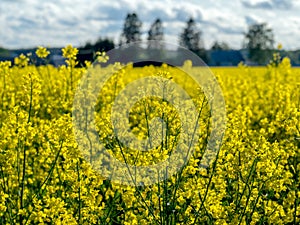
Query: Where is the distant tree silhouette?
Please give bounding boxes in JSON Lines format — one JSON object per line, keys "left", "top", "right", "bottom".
{"left": 78, "top": 38, "right": 115, "bottom": 65}
{"left": 243, "top": 23, "right": 274, "bottom": 65}
{"left": 211, "top": 41, "right": 230, "bottom": 50}
{"left": 147, "top": 18, "right": 165, "bottom": 59}
{"left": 147, "top": 18, "right": 164, "bottom": 49}
{"left": 82, "top": 41, "right": 93, "bottom": 50}
{"left": 93, "top": 38, "right": 115, "bottom": 52}
{"left": 82, "top": 38, "right": 114, "bottom": 52}
{"left": 179, "top": 18, "right": 208, "bottom": 63}
{"left": 121, "top": 13, "right": 142, "bottom": 44}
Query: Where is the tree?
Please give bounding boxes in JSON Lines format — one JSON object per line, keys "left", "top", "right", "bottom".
{"left": 78, "top": 38, "right": 114, "bottom": 66}
{"left": 147, "top": 18, "right": 165, "bottom": 59}
{"left": 121, "top": 13, "right": 142, "bottom": 44}
{"left": 81, "top": 38, "right": 114, "bottom": 52}
{"left": 93, "top": 38, "right": 115, "bottom": 52}
{"left": 147, "top": 18, "right": 164, "bottom": 49}
{"left": 243, "top": 23, "right": 274, "bottom": 65}
{"left": 211, "top": 41, "right": 230, "bottom": 50}
{"left": 179, "top": 18, "right": 207, "bottom": 63}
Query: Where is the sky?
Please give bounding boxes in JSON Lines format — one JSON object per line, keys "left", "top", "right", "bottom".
{"left": 1, "top": 0, "right": 300, "bottom": 50}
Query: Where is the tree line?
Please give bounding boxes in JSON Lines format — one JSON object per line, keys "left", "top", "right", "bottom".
{"left": 80, "top": 13, "right": 276, "bottom": 65}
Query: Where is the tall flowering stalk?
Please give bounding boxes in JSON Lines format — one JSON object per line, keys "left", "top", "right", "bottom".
{"left": 62, "top": 44, "right": 78, "bottom": 93}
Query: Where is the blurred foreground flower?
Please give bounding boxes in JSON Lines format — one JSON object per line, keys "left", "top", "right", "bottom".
{"left": 36, "top": 46, "right": 50, "bottom": 59}
{"left": 62, "top": 44, "right": 78, "bottom": 60}
{"left": 14, "top": 54, "right": 29, "bottom": 67}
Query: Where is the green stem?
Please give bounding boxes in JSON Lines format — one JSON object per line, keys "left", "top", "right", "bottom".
{"left": 116, "top": 139, "right": 161, "bottom": 225}
{"left": 77, "top": 161, "right": 82, "bottom": 224}
{"left": 23, "top": 140, "right": 64, "bottom": 225}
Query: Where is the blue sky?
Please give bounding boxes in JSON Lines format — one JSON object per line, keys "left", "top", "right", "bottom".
{"left": 1, "top": 0, "right": 300, "bottom": 50}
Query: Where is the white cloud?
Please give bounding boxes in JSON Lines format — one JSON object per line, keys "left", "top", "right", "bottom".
{"left": 0, "top": 0, "right": 300, "bottom": 50}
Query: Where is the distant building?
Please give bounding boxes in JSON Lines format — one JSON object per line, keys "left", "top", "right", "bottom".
{"left": 208, "top": 50, "right": 245, "bottom": 66}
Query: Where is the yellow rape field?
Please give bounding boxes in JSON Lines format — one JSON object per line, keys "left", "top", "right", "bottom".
{"left": 0, "top": 46, "right": 299, "bottom": 224}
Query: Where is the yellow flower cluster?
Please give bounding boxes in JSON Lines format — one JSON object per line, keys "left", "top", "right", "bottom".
{"left": 62, "top": 44, "right": 78, "bottom": 60}
{"left": 95, "top": 51, "right": 109, "bottom": 63}
{"left": 0, "top": 46, "right": 299, "bottom": 224}
{"left": 36, "top": 46, "right": 50, "bottom": 59}
{"left": 14, "top": 53, "right": 29, "bottom": 67}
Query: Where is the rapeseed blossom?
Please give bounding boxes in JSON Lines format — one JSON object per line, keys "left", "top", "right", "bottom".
{"left": 62, "top": 44, "right": 78, "bottom": 59}
{"left": 36, "top": 46, "right": 50, "bottom": 59}
{"left": 0, "top": 47, "right": 299, "bottom": 224}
